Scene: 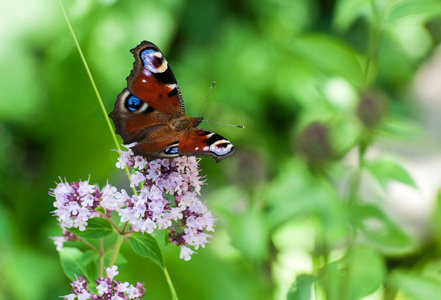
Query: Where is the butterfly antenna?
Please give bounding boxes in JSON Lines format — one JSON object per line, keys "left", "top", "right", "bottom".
{"left": 196, "top": 81, "right": 216, "bottom": 117}
{"left": 202, "top": 119, "right": 245, "bottom": 129}
{"left": 197, "top": 81, "right": 244, "bottom": 128}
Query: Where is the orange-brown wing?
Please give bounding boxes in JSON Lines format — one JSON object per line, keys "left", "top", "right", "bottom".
{"left": 178, "top": 129, "right": 236, "bottom": 162}
{"left": 109, "top": 89, "right": 183, "bottom": 160}
{"left": 127, "top": 41, "right": 185, "bottom": 117}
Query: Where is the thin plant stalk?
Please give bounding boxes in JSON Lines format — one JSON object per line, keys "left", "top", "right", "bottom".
{"left": 341, "top": 2, "right": 384, "bottom": 299}
{"left": 99, "top": 239, "right": 104, "bottom": 277}
{"left": 163, "top": 267, "right": 179, "bottom": 300}
{"left": 109, "top": 235, "right": 125, "bottom": 267}
{"left": 75, "top": 235, "right": 100, "bottom": 254}
{"left": 364, "top": 0, "right": 383, "bottom": 87}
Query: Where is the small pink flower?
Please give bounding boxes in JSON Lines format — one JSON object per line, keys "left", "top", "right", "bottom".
{"left": 63, "top": 293, "right": 76, "bottom": 300}
{"left": 179, "top": 245, "right": 195, "bottom": 261}
{"left": 50, "top": 236, "right": 67, "bottom": 251}
{"left": 127, "top": 283, "right": 144, "bottom": 299}
{"left": 106, "top": 265, "right": 119, "bottom": 280}
{"left": 134, "top": 155, "right": 148, "bottom": 169}
{"left": 96, "top": 280, "right": 109, "bottom": 295}
{"left": 130, "top": 171, "right": 146, "bottom": 188}
{"left": 61, "top": 266, "right": 145, "bottom": 299}
{"left": 101, "top": 184, "right": 124, "bottom": 211}
{"left": 116, "top": 282, "right": 129, "bottom": 293}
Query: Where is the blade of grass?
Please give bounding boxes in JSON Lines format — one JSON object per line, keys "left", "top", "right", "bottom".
{"left": 59, "top": 1, "right": 119, "bottom": 151}
{"left": 58, "top": 1, "right": 135, "bottom": 193}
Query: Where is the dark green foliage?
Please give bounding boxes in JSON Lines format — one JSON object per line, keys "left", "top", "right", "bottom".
{"left": 2, "top": 0, "right": 441, "bottom": 299}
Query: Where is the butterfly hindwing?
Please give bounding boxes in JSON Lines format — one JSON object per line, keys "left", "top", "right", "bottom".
{"left": 178, "top": 129, "right": 235, "bottom": 162}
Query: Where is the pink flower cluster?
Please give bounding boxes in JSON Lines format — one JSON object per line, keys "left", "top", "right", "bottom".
{"left": 116, "top": 147, "right": 216, "bottom": 261}
{"left": 50, "top": 179, "right": 122, "bottom": 231}
{"left": 49, "top": 146, "right": 216, "bottom": 260}
{"left": 63, "top": 266, "right": 145, "bottom": 300}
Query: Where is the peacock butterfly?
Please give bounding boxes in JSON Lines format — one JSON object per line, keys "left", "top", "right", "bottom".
{"left": 109, "top": 41, "right": 235, "bottom": 162}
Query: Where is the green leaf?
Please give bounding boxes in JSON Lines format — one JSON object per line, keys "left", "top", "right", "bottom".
{"left": 321, "top": 259, "right": 343, "bottom": 300}
{"left": 68, "top": 218, "right": 114, "bottom": 239}
{"left": 321, "top": 246, "right": 385, "bottom": 300}
{"left": 379, "top": 117, "right": 422, "bottom": 139}
{"left": 390, "top": 272, "right": 441, "bottom": 300}
{"left": 333, "top": 0, "right": 370, "bottom": 33}
{"left": 290, "top": 34, "right": 365, "bottom": 87}
{"left": 385, "top": 0, "right": 441, "bottom": 27}
{"left": 343, "top": 247, "right": 385, "bottom": 299}
{"left": 265, "top": 159, "right": 348, "bottom": 243}
{"left": 228, "top": 208, "right": 270, "bottom": 263}
{"left": 59, "top": 248, "right": 98, "bottom": 283}
{"left": 129, "top": 233, "right": 164, "bottom": 269}
{"left": 287, "top": 274, "right": 316, "bottom": 300}
{"left": 59, "top": 247, "right": 83, "bottom": 281}
{"left": 351, "top": 203, "right": 414, "bottom": 254}
{"left": 422, "top": 260, "right": 441, "bottom": 281}
{"left": 80, "top": 250, "right": 99, "bottom": 283}
{"left": 365, "top": 159, "right": 417, "bottom": 190}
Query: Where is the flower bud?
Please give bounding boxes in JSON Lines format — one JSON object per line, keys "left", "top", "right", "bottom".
{"left": 297, "top": 122, "right": 334, "bottom": 166}
{"left": 356, "top": 92, "right": 384, "bottom": 128}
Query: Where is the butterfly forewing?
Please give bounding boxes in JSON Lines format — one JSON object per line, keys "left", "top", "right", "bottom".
{"left": 109, "top": 89, "right": 164, "bottom": 144}
{"left": 128, "top": 41, "right": 185, "bottom": 116}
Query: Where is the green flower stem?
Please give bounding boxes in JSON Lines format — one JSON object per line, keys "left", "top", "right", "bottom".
{"left": 122, "top": 221, "right": 130, "bottom": 233}
{"left": 364, "top": 0, "right": 383, "bottom": 87}
{"left": 348, "top": 146, "right": 365, "bottom": 203}
{"left": 99, "top": 239, "right": 104, "bottom": 277}
{"left": 340, "top": 4, "right": 382, "bottom": 297}
{"left": 341, "top": 145, "right": 369, "bottom": 299}
{"left": 98, "top": 211, "right": 124, "bottom": 235}
{"left": 109, "top": 235, "right": 125, "bottom": 267}
{"left": 103, "top": 244, "right": 116, "bottom": 256}
{"left": 163, "top": 266, "right": 179, "bottom": 300}
{"left": 312, "top": 216, "right": 330, "bottom": 298}
{"left": 75, "top": 235, "right": 99, "bottom": 254}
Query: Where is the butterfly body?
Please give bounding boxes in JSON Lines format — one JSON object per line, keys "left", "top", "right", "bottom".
{"left": 109, "top": 41, "right": 235, "bottom": 162}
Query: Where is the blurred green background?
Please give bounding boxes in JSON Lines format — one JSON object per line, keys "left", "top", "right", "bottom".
{"left": 2, "top": 0, "right": 441, "bottom": 299}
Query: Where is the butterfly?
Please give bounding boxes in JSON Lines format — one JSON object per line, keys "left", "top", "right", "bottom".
{"left": 109, "top": 41, "right": 235, "bottom": 162}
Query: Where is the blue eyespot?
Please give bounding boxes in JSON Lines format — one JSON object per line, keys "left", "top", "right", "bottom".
{"left": 165, "top": 146, "right": 179, "bottom": 154}
{"left": 141, "top": 49, "right": 155, "bottom": 64}
{"left": 126, "top": 95, "right": 142, "bottom": 111}
{"left": 141, "top": 48, "right": 164, "bottom": 73}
